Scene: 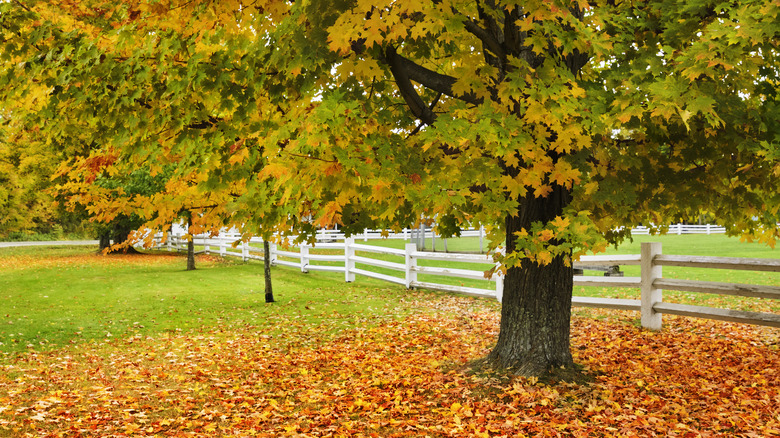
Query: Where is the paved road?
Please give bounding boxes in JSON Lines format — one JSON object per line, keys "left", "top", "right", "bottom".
{"left": 0, "top": 240, "right": 99, "bottom": 248}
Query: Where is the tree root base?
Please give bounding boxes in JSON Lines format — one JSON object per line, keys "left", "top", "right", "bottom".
{"left": 463, "top": 357, "right": 595, "bottom": 386}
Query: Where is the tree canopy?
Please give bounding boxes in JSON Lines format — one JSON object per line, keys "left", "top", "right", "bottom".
{"left": 1, "top": 0, "right": 778, "bottom": 375}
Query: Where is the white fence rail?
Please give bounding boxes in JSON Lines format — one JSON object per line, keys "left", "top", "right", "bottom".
{"left": 166, "top": 223, "right": 727, "bottom": 252}
{"left": 160, "top": 235, "right": 778, "bottom": 330}
{"left": 631, "top": 224, "right": 726, "bottom": 235}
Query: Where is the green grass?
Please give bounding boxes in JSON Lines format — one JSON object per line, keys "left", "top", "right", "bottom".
{"left": 0, "top": 246, "right": 420, "bottom": 356}
{"left": 1, "top": 234, "right": 778, "bottom": 356}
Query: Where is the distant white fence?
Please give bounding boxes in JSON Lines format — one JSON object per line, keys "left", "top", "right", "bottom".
{"left": 166, "top": 223, "right": 727, "bottom": 251}
{"left": 632, "top": 224, "right": 726, "bottom": 235}
{"left": 160, "top": 234, "right": 779, "bottom": 330}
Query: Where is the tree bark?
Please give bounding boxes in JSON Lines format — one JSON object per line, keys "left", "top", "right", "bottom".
{"left": 98, "top": 232, "right": 111, "bottom": 251}
{"left": 186, "top": 238, "right": 196, "bottom": 271}
{"left": 264, "top": 240, "right": 275, "bottom": 303}
{"left": 487, "top": 185, "right": 574, "bottom": 376}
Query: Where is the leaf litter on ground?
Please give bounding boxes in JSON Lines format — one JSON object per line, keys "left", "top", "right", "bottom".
{"left": 0, "top": 290, "right": 777, "bottom": 437}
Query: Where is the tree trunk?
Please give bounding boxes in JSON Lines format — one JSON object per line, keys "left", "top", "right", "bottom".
{"left": 111, "top": 225, "right": 132, "bottom": 248}
{"left": 264, "top": 240, "right": 275, "bottom": 303}
{"left": 487, "top": 185, "right": 574, "bottom": 376}
{"left": 100, "top": 224, "right": 141, "bottom": 254}
{"left": 98, "top": 232, "right": 111, "bottom": 251}
{"left": 186, "top": 238, "right": 196, "bottom": 271}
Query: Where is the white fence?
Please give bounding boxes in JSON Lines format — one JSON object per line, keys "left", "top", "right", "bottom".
{"left": 166, "top": 223, "right": 727, "bottom": 252}
{"left": 631, "top": 224, "right": 726, "bottom": 235}
{"left": 160, "top": 234, "right": 779, "bottom": 330}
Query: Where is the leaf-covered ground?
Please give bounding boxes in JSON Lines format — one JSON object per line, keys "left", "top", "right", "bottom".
{"left": 1, "top": 289, "right": 778, "bottom": 437}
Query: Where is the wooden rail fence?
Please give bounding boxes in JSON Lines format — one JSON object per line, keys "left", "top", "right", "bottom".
{"left": 161, "top": 235, "right": 779, "bottom": 330}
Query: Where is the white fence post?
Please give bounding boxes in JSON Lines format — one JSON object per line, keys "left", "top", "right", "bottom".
{"left": 166, "top": 235, "right": 173, "bottom": 252}
{"left": 270, "top": 242, "right": 278, "bottom": 266}
{"left": 404, "top": 243, "right": 417, "bottom": 288}
{"left": 300, "top": 244, "right": 310, "bottom": 273}
{"left": 203, "top": 237, "right": 210, "bottom": 255}
{"left": 495, "top": 270, "right": 504, "bottom": 302}
{"left": 242, "top": 241, "right": 249, "bottom": 261}
{"left": 494, "top": 248, "right": 504, "bottom": 302}
{"left": 641, "top": 242, "right": 663, "bottom": 330}
{"left": 345, "top": 237, "right": 356, "bottom": 282}
{"left": 219, "top": 238, "right": 226, "bottom": 256}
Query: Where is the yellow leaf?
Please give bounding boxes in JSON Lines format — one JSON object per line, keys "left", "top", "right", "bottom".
{"left": 583, "top": 181, "right": 599, "bottom": 195}
{"left": 315, "top": 201, "right": 342, "bottom": 227}
{"left": 353, "top": 58, "right": 384, "bottom": 79}
{"left": 537, "top": 229, "right": 555, "bottom": 242}
{"left": 228, "top": 147, "right": 249, "bottom": 165}
{"left": 327, "top": 28, "right": 352, "bottom": 55}
{"left": 501, "top": 174, "right": 526, "bottom": 199}
{"left": 550, "top": 160, "right": 580, "bottom": 188}
{"left": 503, "top": 152, "right": 520, "bottom": 168}
{"left": 536, "top": 251, "right": 553, "bottom": 265}
{"left": 550, "top": 216, "right": 570, "bottom": 233}
{"left": 534, "top": 184, "right": 553, "bottom": 198}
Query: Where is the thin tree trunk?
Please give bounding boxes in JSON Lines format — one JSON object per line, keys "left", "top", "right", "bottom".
{"left": 186, "top": 238, "right": 196, "bottom": 271}
{"left": 487, "top": 185, "right": 574, "bottom": 376}
{"left": 98, "top": 232, "right": 111, "bottom": 251}
{"left": 264, "top": 240, "right": 275, "bottom": 303}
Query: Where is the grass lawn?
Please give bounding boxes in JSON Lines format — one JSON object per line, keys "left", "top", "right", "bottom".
{"left": 0, "top": 239, "right": 778, "bottom": 436}
{"left": 0, "top": 246, "right": 420, "bottom": 355}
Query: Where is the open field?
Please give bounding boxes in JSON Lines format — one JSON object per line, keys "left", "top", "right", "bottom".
{"left": 0, "top": 239, "right": 778, "bottom": 436}
{"left": 0, "top": 247, "right": 405, "bottom": 355}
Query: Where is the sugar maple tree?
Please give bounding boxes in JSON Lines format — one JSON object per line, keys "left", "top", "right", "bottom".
{"left": 0, "top": 125, "right": 56, "bottom": 237}
{"left": 0, "top": 106, "right": 79, "bottom": 239}
{"left": 1, "top": 0, "right": 778, "bottom": 375}
{"left": 54, "top": 155, "right": 236, "bottom": 269}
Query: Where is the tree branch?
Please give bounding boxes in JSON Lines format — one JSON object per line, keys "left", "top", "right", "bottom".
{"left": 382, "top": 46, "right": 483, "bottom": 108}
{"left": 187, "top": 116, "right": 221, "bottom": 130}
{"left": 12, "top": 0, "right": 32, "bottom": 12}
{"left": 383, "top": 46, "right": 437, "bottom": 125}
{"left": 286, "top": 153, "right": 337, "bottom": 163}
{"left": 463, "top": 18, "right": 506, "bottom": 62}
{"left": 406, "top": 92, "right": 443, "bottom": 138}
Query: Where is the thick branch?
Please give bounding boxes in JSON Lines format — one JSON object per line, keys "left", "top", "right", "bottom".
{"left": 383, "top": 46, "right": 483, "bottom": 107}
{"left": 384, "top": 46, "right": 436, "bottom": 125}
{"left": 406, "top": 92, "right": 443, "bottom": 138}
{"left": 187, "top": 116, "right": 221, "bottom": 130}
{"left": 463, "top": 18, "right": 506, "bottom": 62}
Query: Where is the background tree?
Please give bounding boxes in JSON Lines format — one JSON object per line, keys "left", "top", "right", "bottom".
{"left": 0, "top": 110, "right": 87, "bottom": 239}
{"left": 2, "top": 0, "right": 778, "bottom": 376}
{"left": 55, "top": 151, "right": 241, "bottom": 268}
{"left": 89, "top": 168, "right": 162, "bottom": 253}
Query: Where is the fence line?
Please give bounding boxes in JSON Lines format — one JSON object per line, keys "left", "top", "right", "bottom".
{"left": 166, "top": 223, "right": 727, "bottom": 252}
{"left": 631, "top": 224, "right": 727, "bottom": 235}
{"left": 160, "top": 235, "right": 778, "bottom": 330}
